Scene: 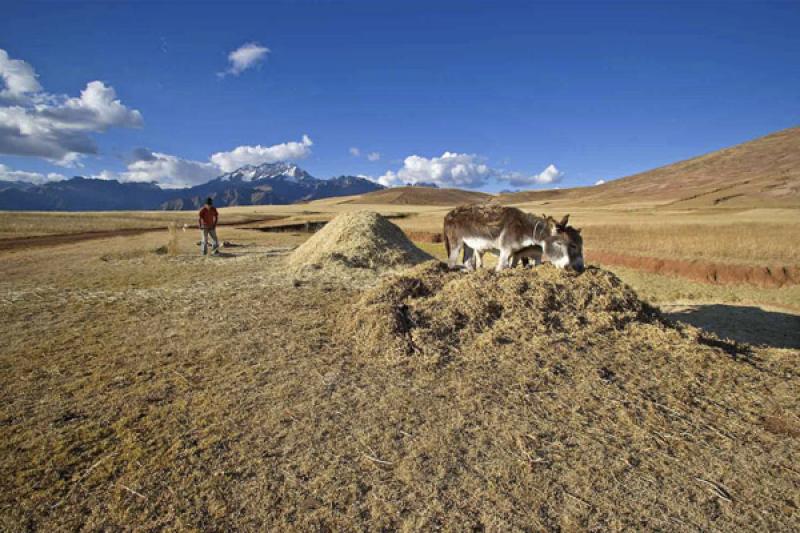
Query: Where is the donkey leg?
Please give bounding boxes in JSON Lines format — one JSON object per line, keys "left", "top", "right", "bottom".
{"left": 496, "top": 249, "right": 511, "bottom": 272}
{"left": 448, "top": 240, "right": 464, "bottom": 270}
{"left": 463, "top": 244, "right": 475, "bottom": 271}
{"left": 466, "top": 254, "right": 478, "bottom": 271}
{"left": 474, "top": 250, "right": 484, "bottom": 270}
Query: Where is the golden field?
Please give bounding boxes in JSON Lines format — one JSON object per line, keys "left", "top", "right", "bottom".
{"left": 4, "top": 195, "right": 799, "bottom": 264}
{"left": 1, "top": 203, "right": 798, "bottom": 531}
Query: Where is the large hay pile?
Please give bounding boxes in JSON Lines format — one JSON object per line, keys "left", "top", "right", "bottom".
{"left": 287, "top": 212, "right": 431, "bottom": 275}
{"left": 333, "top": 264, "right": 798, "bottom": 531}
{"left": 340, "top": 260, "right": 732, "bottom": 363}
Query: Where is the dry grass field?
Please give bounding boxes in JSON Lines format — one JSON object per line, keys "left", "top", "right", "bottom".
{"left": 1, "top": 205, "right": 798, "bottom": 531}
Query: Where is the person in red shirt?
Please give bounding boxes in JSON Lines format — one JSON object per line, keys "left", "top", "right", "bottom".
{"left": 198, "top": 197, "right": 219, "bottom": 255}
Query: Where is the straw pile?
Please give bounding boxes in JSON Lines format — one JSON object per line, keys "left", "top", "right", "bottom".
{"left": 287, "top": 211, "right": 431, "bottom": 273}
{"left": 339, "top": 260, "right": 741, "bottom": 364}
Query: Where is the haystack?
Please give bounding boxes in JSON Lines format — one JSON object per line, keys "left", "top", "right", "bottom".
{"left": 287, "top": 211, "right": 431, "bottom": 273}
{"left": 339, "top": 261, "right": 744, "bottom": 364}
{"left": 337, "top": 262, "right": 797, "bottom": 531}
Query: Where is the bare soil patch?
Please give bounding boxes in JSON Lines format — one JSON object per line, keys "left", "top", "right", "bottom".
{"left": 404, "top": 230, "right": 443, "bottom": 243}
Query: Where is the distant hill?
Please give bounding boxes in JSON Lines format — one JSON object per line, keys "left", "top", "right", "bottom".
{"left": 0, "top": 177, "right": 170, "bottom": 211}
{"left": 0, "top": 162, "right": 383, "bottom": 211}
{"left": 501, "top": 126, "right": 800, "bottom": 208}
{"left": 496, "top": 189, "right": 570, "bottom": 204}
{"left": 347, "top": 186, "right": 492, "bottom": 206}
{"left": 0, "top": 180, "right": 34, "bottom": 192}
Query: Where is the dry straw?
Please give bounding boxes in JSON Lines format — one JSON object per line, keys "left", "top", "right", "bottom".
{"left": 167, "top": 222, "right": 179, "bottom": 256}
{"left": 339, "top": 260, "right": 740, "bottom": 365}
{"left": 287, "top": 211, "right": 431, "bottom": 275}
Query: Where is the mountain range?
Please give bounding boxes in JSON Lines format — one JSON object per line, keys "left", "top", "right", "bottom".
{"left": 0, "top": 162, "right": 383, "bottom": 211}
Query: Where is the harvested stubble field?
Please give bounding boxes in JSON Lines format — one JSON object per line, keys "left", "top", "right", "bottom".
{"left": 1, "top": 212, "right": 799, "bottom": 531}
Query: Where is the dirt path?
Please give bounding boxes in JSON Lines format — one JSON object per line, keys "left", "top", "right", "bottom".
{"left": 0, "top": 227, "right": 165, "bottom": 252}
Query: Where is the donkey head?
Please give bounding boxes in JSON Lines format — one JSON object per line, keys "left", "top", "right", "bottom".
{"left": 542, "top": 214, "right": 584, "bottom": 272}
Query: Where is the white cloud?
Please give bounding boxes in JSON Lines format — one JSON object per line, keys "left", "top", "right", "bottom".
{"left": 595, "top": 179, "right": 605, "bottom": 185}
{"left": 119, "top": 135, "right": 315, "bottom": 187}
{"left": 375, "top": 151, "right": 565, "bottom": 190}
{"left": 219, "top": 42, "right": 270, "bottom": 77}
{"left": 0, "top": 49, "right": 42, "bottom": 102}
{"left": 91, "top": 169, "right": 118, "bottom": 181}
{"left": 376, "top": 152, "right": 492, "bottom": 188}
{"left": 210, "top": 134, "right": 313, "bottom": 172}
{"left": 40, "top": 81, "right": 143, "bottom": 130}
{"left": 350, "top": 147, "right": 381, "bottom": 162}
{"left": 502, "top": 164, "right": 564, "bottom": 187}
{"left": 0, "top": 49, "right": 143, "bottom": 165}
{"left": 121, "top": 149, "right": 219, "bottom": 188}
{"left": 0, "top": 106, "right": 96, "bottom": 165}
{"left": 0, "top": 163, "right": 65, "bottom": 185}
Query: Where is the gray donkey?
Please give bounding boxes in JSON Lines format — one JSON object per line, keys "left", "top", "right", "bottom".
{"left": 443, "top": 204, "right": 584, "bottom": 272}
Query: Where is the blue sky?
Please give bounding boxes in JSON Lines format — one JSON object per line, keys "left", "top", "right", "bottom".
{"left": 1, "top": 0, "right": 798, "bottom": 191}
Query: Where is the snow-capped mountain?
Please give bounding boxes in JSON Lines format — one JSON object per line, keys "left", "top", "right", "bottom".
{"left": 160, "top": 162, "right": 383, "bottom": 209}
{"left": 218, "top": 162, "right": 315, "bottom": 184}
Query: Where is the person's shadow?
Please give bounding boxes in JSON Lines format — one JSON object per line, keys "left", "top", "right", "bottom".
{"left": 663, "top": 304, "right": 800, "bottom": 349}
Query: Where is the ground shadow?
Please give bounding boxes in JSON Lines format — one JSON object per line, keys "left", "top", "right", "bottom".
{"left": 664, "top": 304, "right": 800, "bottom": 349}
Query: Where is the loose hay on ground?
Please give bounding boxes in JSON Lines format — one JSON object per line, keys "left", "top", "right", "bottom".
{"left": 3, "top": 231, "right": 799, "bottom": 530}
{"left": 333, "top": 261, "right": 799, "bottom": 530}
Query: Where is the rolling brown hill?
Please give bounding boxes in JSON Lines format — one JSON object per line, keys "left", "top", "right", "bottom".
{"left": 346, "top": 186, "right": 492, "bottom": 206}
{"left": 501, "top": 125, "right": 800, "bottom": 208}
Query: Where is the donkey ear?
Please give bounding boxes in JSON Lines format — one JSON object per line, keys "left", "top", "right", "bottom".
{"left": 559, "top": 214, "right": 570, "bottom": 227}
{"left": 546, "top": 217, "right": 558, "bottom": 235}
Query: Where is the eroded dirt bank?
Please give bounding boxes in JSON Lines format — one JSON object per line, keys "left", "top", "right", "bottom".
{"left": 588, "top": 250, "right": 800, "bottom": 288}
